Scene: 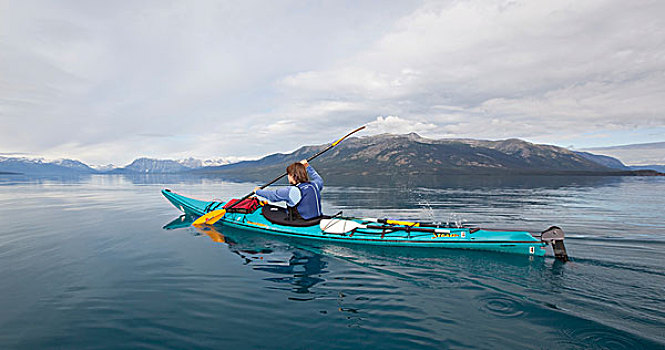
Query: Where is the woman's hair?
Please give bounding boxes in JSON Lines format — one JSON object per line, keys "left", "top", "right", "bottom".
{"left": 286, "top": 162, "right": 309, "bottom": 184}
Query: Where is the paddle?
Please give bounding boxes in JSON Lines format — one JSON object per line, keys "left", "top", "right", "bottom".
{"left": 319, "top": 218, "right": 453, "bottom": 235}
{"left": 192, "top": 125, "right": 366, "bottom": 226}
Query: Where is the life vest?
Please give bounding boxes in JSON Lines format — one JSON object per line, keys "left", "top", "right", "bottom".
{"left": 291, "top": 182, "right": 322, "bottom": 220}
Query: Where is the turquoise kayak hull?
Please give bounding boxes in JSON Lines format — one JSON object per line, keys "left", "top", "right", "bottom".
{"left": 162, "top": 189, "right": 548, "bottom": 257}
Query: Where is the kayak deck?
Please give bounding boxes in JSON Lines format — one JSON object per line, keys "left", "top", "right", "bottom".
{"left": 162, "top": 189, "right": 562, "bottom": 257}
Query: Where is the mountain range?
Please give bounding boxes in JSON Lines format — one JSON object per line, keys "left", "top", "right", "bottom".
{"left": 192, "top": 134, "right": 662, "bottom": 183}
{"left": 0, "top": 157, "right": 97, "bottom": 175}
{"left": 1, "top": 134, "right": 663, "bottom": 179}
{"left": 0, "top": 156, "right": 234, "bottom": 175}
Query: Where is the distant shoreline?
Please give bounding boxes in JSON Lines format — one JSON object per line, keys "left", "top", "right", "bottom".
{"left": 193, "top": 169, "right": 665, "bottom": 178}
{"left": 2, "top": 169, "right": 663, "bottom": 177}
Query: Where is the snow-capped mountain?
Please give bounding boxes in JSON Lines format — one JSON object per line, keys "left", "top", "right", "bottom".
{"left": 111, "top": 158, "right": 191, "bottom": 174}
{"left": 201, "top": 158, "right": 235, "bottom": 167}
{"left": 111, "top": 157, "right": 238, "bottom": 173}
{"left": 90, "top": 164, "right": 118, "bottom": 172}
{"left": 0, "top": 154, "right": 250, "bottom": 174}
{"left": 51, "top": 158, "right": 97, "bottom": 171}
{"left": 176, "top": 157, "right": 203, "bottom": 169}
{"left": 0, "top": 157, "right": 97, "bottom": 174}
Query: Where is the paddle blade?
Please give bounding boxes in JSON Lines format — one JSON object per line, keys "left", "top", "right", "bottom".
{"left": 331, "top": 125, "right": 365, "bottom": 146}
{"left": 320, "top": 218, "right": 366, "bottom": 234}
{"left": 203, "top": 210, "right": 227, "bottom": 225}
{"left": 385, "top": 219, "right": 419, "bottom": 227}
{"left": 192, "top": 209, "right": 226, "bottom": 226}
{"left": 361, "top": 217, "right": 419, "bottom": 227}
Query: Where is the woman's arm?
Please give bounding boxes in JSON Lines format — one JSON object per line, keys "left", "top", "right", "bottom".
{"left": 300, "top": 159, "right": 323, "bottom": 191}
{"left": 306, "top": 166, "right": 324, "bottom": 191}
{"left": 255, "top": 186, "right": 302, "bottom": 206}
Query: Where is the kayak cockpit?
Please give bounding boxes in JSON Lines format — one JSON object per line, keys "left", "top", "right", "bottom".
{"left": 262, "top": 204, "right": 325, "bottom": 227}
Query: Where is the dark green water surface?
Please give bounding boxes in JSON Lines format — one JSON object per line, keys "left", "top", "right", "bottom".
{"left": 0, "top": 174, "right": 663, "bottom": 349}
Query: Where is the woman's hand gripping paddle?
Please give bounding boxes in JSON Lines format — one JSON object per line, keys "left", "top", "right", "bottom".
{"left": 192, "top": 125, "right": 366, "bottom": 226}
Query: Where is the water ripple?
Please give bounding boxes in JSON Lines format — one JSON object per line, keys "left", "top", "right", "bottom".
{"left": 557, "top": 327, "right": 648, "bottom": 349}
{"left": 474, "top": 293, "right": 527, "bottom": 318}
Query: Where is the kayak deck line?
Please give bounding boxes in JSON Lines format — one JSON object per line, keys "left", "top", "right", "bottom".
{"left": 161, "top": 189, "right": 569, "bottom": 260}
{"left": 220, "top": 219, "right": 542, "bottom": 245}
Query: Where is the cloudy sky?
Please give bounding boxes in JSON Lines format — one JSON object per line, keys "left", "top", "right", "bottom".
{"left": 1, "top": 0, "right": 664, "bottom": 165}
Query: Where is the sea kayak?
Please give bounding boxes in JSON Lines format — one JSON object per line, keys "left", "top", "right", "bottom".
{"left": 162, "top": 189, "right": 568, "bottom": 259}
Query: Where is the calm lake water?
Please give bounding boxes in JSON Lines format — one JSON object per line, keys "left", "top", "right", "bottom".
{"left": 0, "top": 174, "right": 663, "bottom": 349}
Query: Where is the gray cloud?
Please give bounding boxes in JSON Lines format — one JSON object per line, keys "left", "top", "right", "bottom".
{"left": 1, "top": 0, "right": 664, "bottom": 165}
{"left": 278, "top": 1, "right": 665, "bottom": 139}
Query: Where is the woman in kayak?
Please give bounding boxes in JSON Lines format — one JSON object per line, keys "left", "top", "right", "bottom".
{"left": 253, "top": 160, "right": 324, "bottom": 220}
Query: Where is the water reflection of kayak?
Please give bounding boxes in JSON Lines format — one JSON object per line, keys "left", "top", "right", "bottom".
{"left": 162, "top": 189, "right": 568, "bottom": 260}
{"left": 164, "top": 215, "right": 327, "bottom": 293}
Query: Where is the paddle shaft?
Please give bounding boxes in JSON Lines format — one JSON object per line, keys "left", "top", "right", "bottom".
{"left": 365, "top": 224, "right": 447, "bottom": 234}
{"left": 225, "top": 126, "right": 366, "bottom": 210}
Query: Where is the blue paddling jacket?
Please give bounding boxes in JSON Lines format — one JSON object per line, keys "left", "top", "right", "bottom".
{"left": 256, "top": 166, "right": 324, "bottom": 220}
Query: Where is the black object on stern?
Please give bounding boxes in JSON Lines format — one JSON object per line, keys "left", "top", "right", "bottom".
{"left": 540, "top": 226, "right": 569, "bottom": 261}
